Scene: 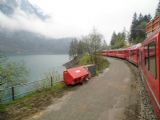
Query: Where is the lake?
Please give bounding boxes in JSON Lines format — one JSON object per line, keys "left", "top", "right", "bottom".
{"left": 8, "top": 54, "right": 69, "bottom": 82}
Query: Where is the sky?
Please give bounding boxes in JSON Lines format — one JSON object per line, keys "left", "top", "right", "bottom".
{"left": 0, "top": 0, "right": 158, "bottom": 44}
{"left": 28, "top": 0, "right": 158, "bottom": 43}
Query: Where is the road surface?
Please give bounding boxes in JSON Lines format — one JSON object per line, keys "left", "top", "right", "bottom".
{"left": 28, "top": 58, "right": 140, "bottom": 120}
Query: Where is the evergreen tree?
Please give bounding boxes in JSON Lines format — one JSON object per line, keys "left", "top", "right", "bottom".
{"left": 130, "top": 12, "right": 138, "bottom": 43}
{"left": 110, "top": 31, "right": 117, "bottom": 46}
{"left": 110, "top": 31, "right": 126, "bottom": 49}
{"left": 77, "top": 40, "right": 86, "bottom": 56}
{"left": 130, "top": 13, "right": 152, "bottom": 43}
{"left": 69, "top": 38, "right": 78, "bottom": 58}
{"left": 156, "top": 0, "right": 160, "bottom": 16}
{"left": 101, "top": 40, "right": 109, "bottom": 50}
{"left": 138, "top": 13, "right": 143, "bottom": 22}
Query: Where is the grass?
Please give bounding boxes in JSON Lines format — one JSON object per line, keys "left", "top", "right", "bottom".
{"left": 78, "top": 54, "right": 92, "bottom": 65}
{"left": 0, "top": 54, "right": 109, "bottom": 120}
{"left": 95, "top": 56, "right": 110, "bottom": 73}
{"left": 78, "top": 54, "right": 109, "bottom": 74}
{"left": 0, "top": 104, "right": 6, "bottom": 112}
{"left": 0, "top": 82, "right": 66, "bottom": 113}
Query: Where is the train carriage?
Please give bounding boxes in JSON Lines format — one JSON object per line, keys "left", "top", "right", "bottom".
{"left": 102, "top": 49, "right": 129, "bottom": 59}
{"left": 100, "top": 33, "right": 160, "bottom": 118}
{"left": 139, "top": 32, "right": 160, "bottom": 118}
{"left": 128, "top": 43, "right": 141, "bottom": 66}
{"left": 116, "top": 49, "right": 129, "bottom": 59}
{"left": 100, "top": 16, "right": 160, "bottom": 119}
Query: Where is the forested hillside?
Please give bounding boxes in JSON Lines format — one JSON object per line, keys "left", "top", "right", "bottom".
{"left": 0, "top": 29, "right": 72, "bottom": 55}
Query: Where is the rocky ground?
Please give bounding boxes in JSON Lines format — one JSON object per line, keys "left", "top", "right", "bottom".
{"left": 126, "top": 61, "right": 157, "bottom": 120}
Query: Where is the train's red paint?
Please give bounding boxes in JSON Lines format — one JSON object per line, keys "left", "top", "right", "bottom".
{"left": 139, "top": 32, "right": 160, "bottom": 119}
{"left": 102, "top": 49, "right": 129, "bottom": 59}
{"left": 128, "top": 43, "right": 141, "bottom": 65}
{"left": 101, "top": 31, "right": 160, "bottom": 119}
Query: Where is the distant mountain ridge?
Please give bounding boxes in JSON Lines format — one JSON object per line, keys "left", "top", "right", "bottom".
{"left": 0, "top": 29, "right": 72, "bottom": 55}
{"left": 0, "top": 0, "right": 72, "bottom": 55}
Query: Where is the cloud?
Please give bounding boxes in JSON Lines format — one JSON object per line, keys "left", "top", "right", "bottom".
{"left": 29, "top": 0, "right": 157, "bottom": 42}
{"left": 0, "top": 0, "right": 158, "bottom": 44}
{"left": 0, "top": 7, "right": 85, "bottom": 39}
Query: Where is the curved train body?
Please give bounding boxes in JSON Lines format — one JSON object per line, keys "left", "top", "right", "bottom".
{"left": 101, "top": 32, "right": 160, "bottom": 119}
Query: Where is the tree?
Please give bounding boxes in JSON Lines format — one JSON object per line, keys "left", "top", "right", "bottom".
{"left": 68, "top": 28, "right": 105, "bottom": 65}
{"left": 110, "top": 31, "right": 117, "bottom": 46}
{"left": 87, "top": 29, "right": 103, "bottom": 56}
{"left": 156, "top": 0, "right": 160, "bottom": 16}
{"left": 69, "top": 29, "right": 103, "bottom": 58}
{"left": 130, "top": 12, "right": 138, "bottom": 43}
{"left": 133, "top": 12, "right": 138, "bottom": 22}
{"left": 77, "top": 40, "right": 86, "bottom": 56}
{"left": 138, "top": 13, "right": 143, "bottom": 22}
{"left": 0, "top": 55, "right": 28, "bottom": 101}
{"left": 69, "top": 38, "right": 78, "bottom": 58}
{"left": 110, "top": 31, "right": 126, "bottom": 49}
{"left": 130, "top": 13, "right": 152, "bottom": 43}
{"left": 101, "top": 40, "right": 109, "bottom": 50}
{"left": 0, "top": 56, "right": 28, "bottom": 101}
{"left": 68, "top": 29, "right": 108, "bottom": 72}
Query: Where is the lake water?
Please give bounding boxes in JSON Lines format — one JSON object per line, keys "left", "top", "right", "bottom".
{"left": 8, "top": 54, "right": 69, "bottom": 82}
{"left": 0, "top": 55, "right": 69, "bottom": 103}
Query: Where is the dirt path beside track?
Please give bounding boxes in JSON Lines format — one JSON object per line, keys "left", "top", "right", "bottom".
{"left": 27, "top": 58, "right": 156, "bottom": 120}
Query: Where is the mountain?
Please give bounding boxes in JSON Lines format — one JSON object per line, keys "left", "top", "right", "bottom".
{"left": 0, "top": 0, "right": 72, "bottom": 55}
{"left": 0, "top": 0, "right": 49, "bottom": 20}
{"left": 0, "top": 29, "right": 72, "bottom": 55}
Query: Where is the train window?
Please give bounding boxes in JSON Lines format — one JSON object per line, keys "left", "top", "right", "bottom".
{"left": 145, "top": 41, "right": 157, "bottom": 79}
{"left": 139, "top": 51, "right": 142, "bottom": 65}
{"left": 145, "top": 46, "right": 149, "bottom": 69}
{"left": 148, "top": 42, "right": 157, "bottom": 79}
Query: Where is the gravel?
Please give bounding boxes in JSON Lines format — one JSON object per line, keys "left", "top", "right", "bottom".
{"left": 126, "top": 62, "right": 157, "bottom": 120}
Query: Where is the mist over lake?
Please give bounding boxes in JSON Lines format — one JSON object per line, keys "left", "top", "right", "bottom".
{"left": 8, "top": 54, "right": 69, "bottom": 82}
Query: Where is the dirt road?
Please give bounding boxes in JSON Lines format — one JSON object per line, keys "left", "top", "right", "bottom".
{"left": 28, "top": 58, "right": 140, "bottom": 120}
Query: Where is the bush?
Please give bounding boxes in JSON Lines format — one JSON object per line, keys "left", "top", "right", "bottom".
{"left": 78, "top": 54, "right": 92, "bottom": 65}
{"left": 78, "top": 54, "right": 109, "bottom": 73}
{"left": 94, "top": 56, "right": 109, "bottom": 73}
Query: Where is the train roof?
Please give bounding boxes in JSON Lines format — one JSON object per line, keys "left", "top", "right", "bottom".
{"left": 128, "top": 43, "right": 142, "bottom": 49}
{"left": 106, "top": 48, "right": 129, "bottom": 52}
{"left": 101, "top": 43, "right": 142, "bottom": 52}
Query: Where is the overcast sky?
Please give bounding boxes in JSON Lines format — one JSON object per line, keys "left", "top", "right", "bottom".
{"left": 29, "top": 0, "right": 158, "bottom": 43}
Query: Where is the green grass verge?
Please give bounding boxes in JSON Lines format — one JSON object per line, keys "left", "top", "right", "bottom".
{"left": 0, "top": 82, "right": 66, "bottom": 112}
{"left": 95, "top": 56, "right": 109, "bottom": 73}
{"left": 78, "top": 54, "right": 92, "bottom": 65}
{"left": 0, "top": 104, "right": 6, "bottom": 113}
{"left": 78, "top": 54, "right": 109, "bottom": 74}
{"left": 0, "top": 55, "right": 109, "bottom": 113}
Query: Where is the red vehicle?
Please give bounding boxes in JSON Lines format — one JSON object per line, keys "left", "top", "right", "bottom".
{"left": 102, "top": 49, "right": 129, "bottom": 59}
{"left": 105, "top": 50, "right": 117, "bottom": 57}
{"left": 63, "top": 66, "right": 89, "bottom": 85}
{"left": 128, "top": 43, "right": 141, "bottom": 66}
{"left": 116, "top": 49, "right": 129, "bottom": 59}
{"left": 101, "top": 50, "right": 108, "bottom": 57}
{"left": 100, "top": 16, "right": 160, "bottom": 119}
{"left": 139, "top": 32, "right": 160, "bottom": 119}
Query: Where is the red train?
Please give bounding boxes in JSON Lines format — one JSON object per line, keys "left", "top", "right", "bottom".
{"left": 101, "top": 31, "right": 160, "bottom": 119}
